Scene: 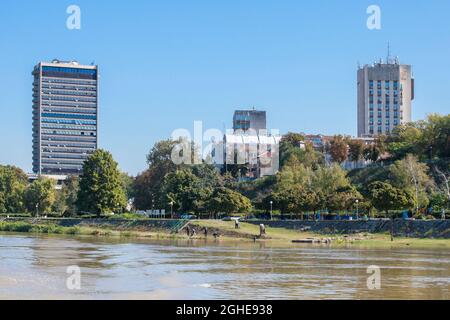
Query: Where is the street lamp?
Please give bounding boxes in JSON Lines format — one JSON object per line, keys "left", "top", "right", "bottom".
{"left": 270, "top": 201, "right": 273, "bottom": 221}
{"left": 355, "top": 199, "right": 359, "bottom": 220}
{"left": 35, "top": 203, "right": 39, "bottom": 218}
{"left": 170, "top": 201, "right": 174, "bottom": 220}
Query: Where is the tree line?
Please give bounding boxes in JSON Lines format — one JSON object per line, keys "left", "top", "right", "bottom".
{"left": 0, "top": 114, "right": 448, "bottom": 218}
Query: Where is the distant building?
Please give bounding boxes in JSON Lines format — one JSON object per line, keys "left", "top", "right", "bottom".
{"left": 357, "top": 57, "right": 414, "bottom": 137}
{"left": 233, "top": 109, "right": 266, "bottom": 133}
{"left": 32, "top": 60, "right": 99, "bottom": 175}
{"left": 304, "top": 134, "right": 333, "bottom": 152}
{"left": 304, "top": 134, "right": 375, "bottom": 170}
{"left": 209, "top": 110, "right": 279, "bottom": 179}
{"left": 27, "top": 173, "right": 67, "bottom": 190}
{"left": 223, "top": 133, "right": 281, "bottom": 179}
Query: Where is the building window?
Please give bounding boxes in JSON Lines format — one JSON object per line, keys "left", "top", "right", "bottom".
{"left": 393, "top": 81, "right": 399, "bottom": 90}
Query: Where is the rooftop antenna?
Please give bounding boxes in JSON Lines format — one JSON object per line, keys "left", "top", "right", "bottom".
{"left": 387, "top": 42, "right": 391, "bottom": 64}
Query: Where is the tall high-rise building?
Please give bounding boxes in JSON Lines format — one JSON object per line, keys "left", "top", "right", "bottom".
{"left": 32, "top": 60, "right": 99, "bottom": 175}
{"left": 233, "top": 109, "right": 266, "bottom": 133}
{"left": 357, "top": 58, "right": 414, "bottom": 137}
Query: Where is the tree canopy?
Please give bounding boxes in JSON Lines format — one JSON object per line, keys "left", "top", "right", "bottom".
{"left": 24, "top": 177, "right": 55, "bottom": 215}
{"left": 77, "top": 149, "right": 127, "bottom": 215}
{"left": 0, "top": 165, "right": 28, "bottom": 213}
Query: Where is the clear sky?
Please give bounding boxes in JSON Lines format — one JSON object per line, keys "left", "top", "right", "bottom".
{"left": 0, "top": 0, "right": 449, "bottom": 175}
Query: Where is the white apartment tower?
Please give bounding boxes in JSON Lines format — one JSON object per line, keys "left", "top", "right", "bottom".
{"left": 357, "top": 58, "right": 414, "bottom": 137}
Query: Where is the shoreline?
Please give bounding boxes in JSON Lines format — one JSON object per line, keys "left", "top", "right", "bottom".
{"left": 1, "top": 219, "right": 449, "bottom": 249}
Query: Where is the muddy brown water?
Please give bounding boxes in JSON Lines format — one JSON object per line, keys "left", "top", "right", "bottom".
{"left": 0, "top": 233, "right": 449, "bottom": 300}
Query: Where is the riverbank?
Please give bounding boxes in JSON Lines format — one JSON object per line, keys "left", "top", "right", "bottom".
{"left": 193, "top": 220, "right": 450, "bottom": 248}
{"left": 1, "top": 218, "right": 450, "bottom": 248}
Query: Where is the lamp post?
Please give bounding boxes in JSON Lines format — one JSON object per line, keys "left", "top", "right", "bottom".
{"left": 270, "top": 201, "right": 273, "bottom": 221}
{"left": 355, "top": 199, "right": 359, "bottom": 220}
{"left": 35, "top": 203, "right": 39, "bottom": 218}
{"left": 170, "top": 201, "right": 174, "bottom": 220}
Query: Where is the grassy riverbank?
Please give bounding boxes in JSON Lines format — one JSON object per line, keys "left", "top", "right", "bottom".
{"left": 1, "top": 220, "right": 450, "bottom": 248}
{"left": 0, "top": 221, "right": 176, "bottom": 240}
{"left": 193, "top": 220, "right": 450, "bottom": 248}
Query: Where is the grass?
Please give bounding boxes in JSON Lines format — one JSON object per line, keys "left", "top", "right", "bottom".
{"left": 192, "top": 220, "right": 450, "bottom": 248}
{"left": 0, "top": 221, "right": 182, "bottom": 240}
{"left": 194, "top": 220, "right": 321, "bottom": 240}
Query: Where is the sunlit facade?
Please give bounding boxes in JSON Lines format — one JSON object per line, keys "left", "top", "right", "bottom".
{"left": 32, "top": 60, "right": 98, "bottom": 175}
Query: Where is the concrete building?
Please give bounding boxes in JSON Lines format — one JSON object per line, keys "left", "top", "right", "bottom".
{"left": 27, "top": 173, "right": 67, "bottom": 190}
{"left": 233, "top": 109, "right": 266, "bottom": 133}
{"left": 32, "top": 60, "right": 99, "bottom": 175}
{"left": 357, "top": 58, "right": 414, "bottom": 137}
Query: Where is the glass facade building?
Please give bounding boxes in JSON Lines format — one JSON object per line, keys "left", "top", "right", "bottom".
{"left": 233, "top": 110, "right": 267, "bottom": 133}
{"left": 32, "top": 60, "right": 99, "bottom": 175}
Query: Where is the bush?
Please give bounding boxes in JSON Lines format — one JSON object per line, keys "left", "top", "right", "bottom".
{"left": 0, "top": 221, "right": 33, "bottom": 232}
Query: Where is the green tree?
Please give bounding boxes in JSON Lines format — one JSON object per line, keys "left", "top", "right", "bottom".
{"left": 134, "top": 140, "right": 180, "bottom": 210}
{"left": 0, "top": 165, "right": 28, "bottom": 213}
{"left": 422, "top": 114, "right": 450, "bottom": 158}
{"left": 24, "top": 177, "right": 56, "bottom": 216}
{"left": 390, "top": 154, "right": 434, "bottom": 216}
{"left": 77, "top": 150, "right": 127, "bottom": 216}
{"left": 52, "top": 176, "right": 79, "bottom": 216}
{"left": 429, "top": 192, "right": 449, "bottom": 213}
{"left": 162, "top": 169, "right": 212, "bottom": 213}
{"left": 206, "top": 187, "right": 252, "bottom": 216}
{"left": 280, "top": 133, "right": 324, "bottom": 169}
{"left": 388, "top": 123, "right": 424, "bottom": 159}
{"left": 311, "top": 164, "right": 351, "bottom": 196}
{"left": 120, "top": 172, "right": 134, "bottom": 200}
{"left": 326, "top": 186, "right": 363, "bottom": 213}
{"left": 369, "top": 181, "right": 412, "bottom": 241}
{"left": 272, "top": 184, "right": 304, "bottom": 214}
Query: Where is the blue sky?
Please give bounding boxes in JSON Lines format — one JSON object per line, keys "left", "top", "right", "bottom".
{"left": 0, "top": 0, "right": 449, "bottom": 175}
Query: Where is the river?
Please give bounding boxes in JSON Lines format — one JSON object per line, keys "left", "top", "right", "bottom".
{"left": 0, "top": 233, "right": 449, "bottom": 300}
